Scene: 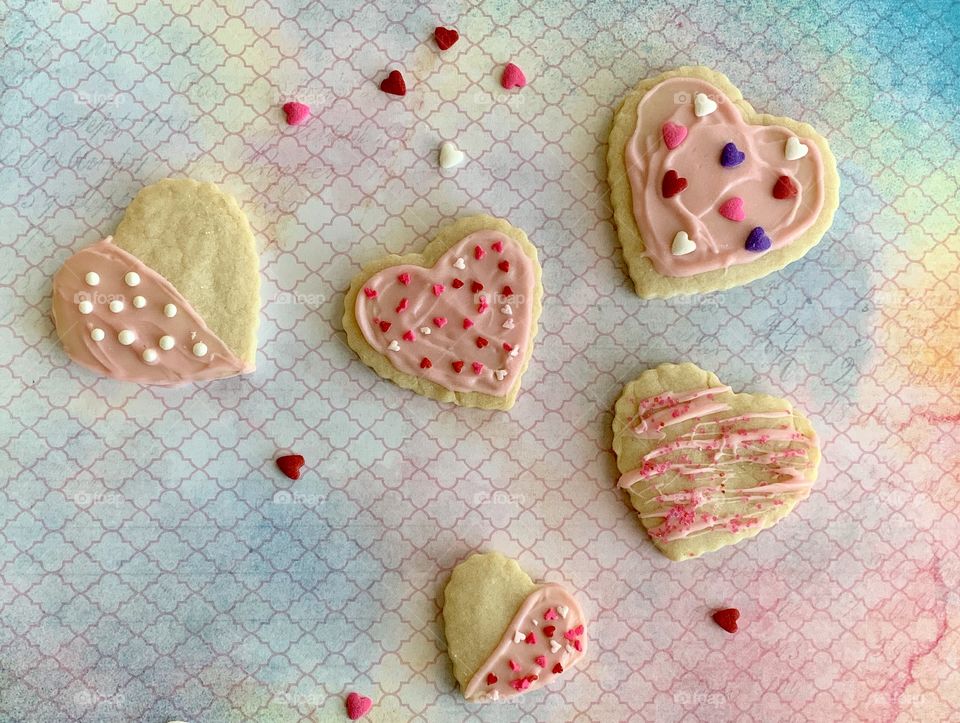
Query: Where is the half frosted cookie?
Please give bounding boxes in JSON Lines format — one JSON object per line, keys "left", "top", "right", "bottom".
{"left": 612, "top": 363, "right": 821, "bottom": 561}
{"left": 608, "top": 66, "right": 840, "bottom": 297}
{"left": 52, "top": 179, "right": 259, "bottom": 384}
{"left": 343, "top": 215, "right": 543, "bottom": 410}
{"left": 443, "top": 552, "right": 587, "bottom": 702}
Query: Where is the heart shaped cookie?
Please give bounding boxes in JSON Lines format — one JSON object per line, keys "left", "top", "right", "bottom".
{"left": 443, "top": 552, "right": 587, "bottom": 702}
{"left": 612, "top": 363, "right": 821, "bottom": 561}
{"left": 52, "top": 179, "right": 259, "bottom": 384}
{"left": 608, "top": 66, "right": 840, "bottom": 297}
{"left": 343, "top": 215, "right": 542, "bottom": 409}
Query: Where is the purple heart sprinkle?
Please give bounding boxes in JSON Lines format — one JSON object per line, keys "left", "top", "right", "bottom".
{"left": 745, "top": 226, "right": 772, "bottom": 252}
{"left": 720, "top": 142, "right": 746, "bottom": 168}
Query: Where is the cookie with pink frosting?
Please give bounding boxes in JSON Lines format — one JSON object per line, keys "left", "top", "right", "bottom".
{"left": 52, "top": 179, "right": 260, "bottom": 384}
{"left": 613, "top": 363, "right": 821, "bottom": 560}
{"left": 608, "top": 66, "right": 840, "bottom": 297}
{"left": 443, "top": 551, "right": 587, "bottom": 702}
{"left": 343, "top": 215, "right": 543, "bottom": 410}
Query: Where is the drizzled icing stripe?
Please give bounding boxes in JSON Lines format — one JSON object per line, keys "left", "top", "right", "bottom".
{"left": 617, "top": 385, "right": 817, "bottom": 543}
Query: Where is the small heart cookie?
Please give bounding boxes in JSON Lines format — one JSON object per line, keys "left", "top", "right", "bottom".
{"left": 612, "top": 363, "right": 821, "bottom": 561}
{"left": 608, "top": 66, "right": 839, "bottom": 297}
{"left": 443, "top": 552, "right": 587, "bottom": 702}
{"left": 52, "top": 179, "right": 259, "bottom": 384}
{"left": 343, "top": 216, "right": 542, "bottom": 410}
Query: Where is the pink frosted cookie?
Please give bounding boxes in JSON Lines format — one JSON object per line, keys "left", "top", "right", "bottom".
{"left": 443, "top": 552, "right": 587, "bottom": 702}
{"left": 612, "top": 363, "right": 821, "bottom": 560}
{"left": 52, "top": 179, "right": 260, "bottom": 384}
{"left": 343, "top": 216, "right": 543, "bottom": 410}
{"left": 608, "top": 66, "right": 840, "bottom": 297}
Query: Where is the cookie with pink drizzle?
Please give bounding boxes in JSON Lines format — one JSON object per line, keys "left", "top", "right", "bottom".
{"left": 443, "top": 552, "right": 587, "bottom": 702}
{"left": 343, "top": 215, "right": 542, "bottom": 410}
{"left": 613, "top": 363, "right": 821, "bottom": 560}
{"left": 608, "top": 66, "right": 840, "bottom": 297}
{"left": 51, "top": 179, "right": 260, "bottom": 385}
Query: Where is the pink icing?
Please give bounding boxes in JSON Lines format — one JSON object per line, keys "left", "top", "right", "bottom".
{"left": 625, "top": 77, "right": 825, "bottom": 277}
{"left": 52, "top": 238, "right": 249, "bottom": 384}
{"left": 463, "top": 583, "right": 586, "bottom": 702}
{"left": 617, "top": 385, "right": 818, "bottom": 542}
{"left": 355, "top": 230, "right": 535, "bottom": 396}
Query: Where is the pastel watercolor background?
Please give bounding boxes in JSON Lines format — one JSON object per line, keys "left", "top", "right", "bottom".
{"left": 1, "top": 0, "right": 958, "bottom": 721}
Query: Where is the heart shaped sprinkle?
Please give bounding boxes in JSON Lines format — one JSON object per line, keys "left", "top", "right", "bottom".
{"left": 439, "top": 140, "right": 465, "bottom": 169}
{"left": 281, "top": 101, "right": 310, "bottom": 126}
{"left": 661, "top": 121, "right": 688, "bottom": 149}
{"left": 694, "top": 92, "right": 718, "bottom": 117}
{"left": 486, "top": 672, "right": 498, "bottom": 685}
{"left": 773, "top": 175, "right": 798, "bottom": 199}
{"left": 720, "top": 141, "right": 745, "bottom": 167}
{"left": 420, "top": 357, "right": 432, "bottom": 368}
{"left": 378, "top": 320, "right": 391, "bottom": 332}
{"left": 671, "top": 231, "right": 696, "bottom": 256}
{"left": 380, "top": 70, "right": 406, "bottom": 96}
{"left": 452, "top": 360, "right": 464, "bottom": 373}
{"left": 276, "top": 454, "right": 305, "bottom": 480}
{"left": 785, "top": 136, "right": 808, "bottom": 160}
{"left": 501, "top": 62, "right": 527, "bottom": 89}
{"left": 745, "top": 226, "right": 772, "bottom": 252}
{"left": 661, "top": 169, "right": 688, "bottom": 198}
{"left": 434, "top": 26, "right": 459, "bottom": 50}
{"left": 718, "top": 197, "right": 745, "bottom": 222}
{"left": 542, "top": 625, "right": 556, "bottom": 637}
{"left": 712, "top": 608, "right": 740, "bottom": 634}
{"left": 534, "top": 655, "right": 547, "bottom": 667}
{"left": 434, "top": 316, "right": 447, "bottom": 327}
{"left": 399, "top": 272, "right": 411, "bottom": 285}
{"left": 345, "top": 691, "right": 373, "bottom": 720}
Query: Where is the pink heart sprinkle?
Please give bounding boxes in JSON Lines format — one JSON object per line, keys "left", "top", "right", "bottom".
{"left": 433, "top": 316, "right": 447, "bottom": 327}
{"left": 463, "top": 318, "right": 474, "bottom": 329}
{"left": 509, "top": 659, "right": 520, "bottom": 671}
{"left": 398, "top": 272, "right": 411, "bottom": 285}
{"left": 661, "top": 121, "right": 688, "bottom": 150}
{"left": 472, "top": 361, "right": 484, "bottom": 375}
{"left": 432, "top": 284, "right": 444, "bottom": 296}
{"left": 474, "top": 245, "right": 485, "bottom": 260}
{"left": 282, "top": 101, "right": 310, "bottom": 126}
{"left": 491, "top": 240, "right": 503, "bottom": 253}
{"left": 363, "top": 287, "right": 377, "bottom": 298}
{"left": 535, "top": 655, "right": 547, "bottom": 667}
{"left": 543, "top": 608, "right": 558, "bottom": 621}
{"left": 501, "top": 62, "right": 527, "bottom": 89}
{"left": 718, "top": 196, "right": 746, "bottom": 222}
{"left": 345, "top": 691, "right": 372, "bottom": 720}
{"left": 402, "top": 330, "right": 415, "bottom": 341}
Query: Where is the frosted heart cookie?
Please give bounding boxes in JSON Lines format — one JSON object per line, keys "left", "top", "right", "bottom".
{"left": 612, "top": 363, "right": 821, "bottom": 560}
{"left": 52, "top": 179, "right": 259, "bottom": 384}
{"left": 608, "top": 66, "right": 840, "bottom": 297}
{"left": 443, "top": 552, "right": 586, "bottom": 702}
{"left": 343, "top": 215, "right": 542, "bottom": 410}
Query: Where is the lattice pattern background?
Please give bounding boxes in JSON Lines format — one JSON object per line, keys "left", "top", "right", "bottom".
{"left": 1, "top": 0, "right": 959, "bottom": 721}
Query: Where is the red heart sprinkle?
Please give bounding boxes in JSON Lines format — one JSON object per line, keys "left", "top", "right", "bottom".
{"left": 402, "top": 330, "right": 416, "bottom": 341}
{"left": 398, "top": 272, "right": 411, "bottom": 285}
{"left": 535, "top": 655, "right": 546, "bottom": 667}
{"left": 552, "top": 663, "right": 563, "bottom": 674}
{"left": 712, "top": 608, "right": 740, "bottom": 633}
{"left": 472, "top": 361, "right": 484, "bottom": 375}
{"left": 471, "top": 280, "right": 483, "bottom": 293}
{"left": 502, "top": 285, "right": 513, "bottom": 296}
{"left": 662, "top": 169, "right": 688, "bottom": 198}
{"left": 432, "top": 284, "right": 444, "bottom": 296}
{"left": 363, "top": 287, "right": 377, "bottom": 298}
{"left": 378, "top": 320, "right": 391, "bottom": 332}
{"left": 474, "top": 245, "right": 485, "bottom": 260}
{"left": 773, "top": 175, "right": 798, "bottom": 199}
{"left": 434, "top": 26, "right": 459, "bottom": 50}
{"left": 282, "top": 101, "right": 310, "bottom": 126}
{"left": 345, "top": 691, "right": 372, "bottom": 720}
{"left": 542, "top": 625, "right": 555, "bottom": 637}
{"left": 503, "top": 342, "right": 513, "bottom": 352}
{"left": 509, "top": 659, "right": 520, "bottom": 672}
{"left": 452, "top": 360, "right": 464, "bottom": 373}
{"left": 476, "top": 337, "right": 488, "bottom": 348}
{"left": 492, "top": 241, "right": 503, "bottom": 253}
{"left": 395, "top": 298, "right": 408, "bottom": 313}
{"left": 420, "top": 357, "right": 432, "bottom": 369}
{"left": 452, "top": 278, "right": 464, "bottom": 289}
{"left": 498, "top": 260, "right": 510, "bottom": 272}
{"left": 276, "top": 454, "right": 304, "bottom": 480}
{"left": 477, "top": 298, "right": 488, "bottom": 313}
{"left": 463, "top": 318, "right": 474, "bottom": 329}
{"left": 486, "top": 672, "right": 497, "bottom": 685}
{"left": 573, "top": 639, "right": 582, "bottom": 651}
{"left": 525, "top": 631, "right": 537, "bottom": 644}
{"left": 433, "top": 317, "right": 447, "bottom": 327}
{"left": 501, "top": 62, "right": 526, "bottom": 89}
{"left": 379, "top": 70, "right": 406, "bottom": 96}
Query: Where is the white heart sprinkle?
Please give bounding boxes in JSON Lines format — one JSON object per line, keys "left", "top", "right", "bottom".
{"left": 557, "top": 604, "right": 569, "bottom": 619}
{"left": 671, "top": 231, "right": 696, "bottom": 256}
{"left": 550, "top": 640, "right": 562, "bottom": 653}
{"left": 565, "top": 644, "right": 576, "bottom": 657}
{"left": 388, "top": 340, "right": 400, "bottom": 352}
{"left": 438, "top": 140, "right": 465, "bottom": 169}
{"left": 419, "top": 326, "right": 431, "bottom": 335}
{"left": 533, "top": 620, "right": 539, "bottom": 626}
{"left": 509, "top": 347, "right": 519, "bottom": 357}
{"left": 694, "top": 92, "right": 718, "bottom": 117}
{"left": 490, "top": 690, "right": 500, "bottom": 701}
{"left": 495, "top": 369, "right": 507, "bottom": 381}
{"left": 501, "top": 304, "right": 513, "bottom": 316}
{"left": 513, "top": 630, "right": 525, "bottom": 644}
{"left": 785, "top": 136, "right": 808, "bottom": 160}
{"left": 502, "top": 319, "right": 515, "bottom": 329}
{"left": 453, "top": 257, "right": 466, "bottom": 269}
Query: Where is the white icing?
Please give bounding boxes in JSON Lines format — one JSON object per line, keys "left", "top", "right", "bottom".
{"left": 164, "top": 303, "right": 177, "bottom": 318}
{"left": 90, "top": 328, "right": 104, "bottom": 342}
{"left": 158, "top": 335, "right": 175, "bottom": 351}
{"left": 192, "top": 342, "right": 207, "bottom": 357}
{"left": 124, "top": 271, "right": 141, "bottom": 287}
{"left": 132, "top": 295, "right": 146, "bottom": 308}
{"left": 109, "top": 299, "right": 124, "bottom": 313}
{"left": 85, "top": 271, "right": 100, "bottom": 286}
{"left": 118, "top": 329, "right": 136, "bottom": 345}
{"left": 78, "top": 301, "right": 93, "bottom": 314}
